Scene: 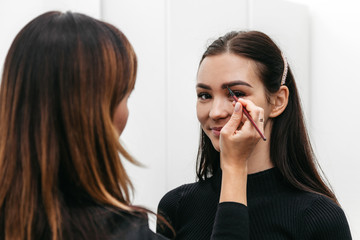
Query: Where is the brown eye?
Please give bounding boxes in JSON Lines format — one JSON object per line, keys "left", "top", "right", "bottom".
{"left": 197, "top": 93, "right": 212, "bottom": 100}
{"left": 228, "top": 91, "right": 245, "bottom": 98}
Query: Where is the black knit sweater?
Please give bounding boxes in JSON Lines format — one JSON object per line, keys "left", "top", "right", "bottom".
{"left": 157, "top": 168, "right": 352, "bottom": 240}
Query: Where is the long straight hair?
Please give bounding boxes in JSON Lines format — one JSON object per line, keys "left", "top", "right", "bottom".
{"left": 196, "top": 31, "right": 338, "bottom": 205}
{"left": 0, "top": 11, "right": 139, "bottom": 239}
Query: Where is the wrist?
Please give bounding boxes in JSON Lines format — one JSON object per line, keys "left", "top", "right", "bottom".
{"left": 221, "top": 162, "right": 248, "bottom": 175}
{"left": 220, "top": 170, "right": 248, "bottom": 205}
{"left": 221, "top": 166, "right": 248, "bottom": 182}
{"left": 220, "top": 151, "right": 249, "bottom": 172}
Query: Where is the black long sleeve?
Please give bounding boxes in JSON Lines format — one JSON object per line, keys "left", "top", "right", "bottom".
{"left": 157, "top": 168, "right": 352, "bottom": 240}
{"left": 211, "top": 202, "right": 249, "bottom": 239}
{"left": 92, "top": 197, "right": 249, "bottom": 239}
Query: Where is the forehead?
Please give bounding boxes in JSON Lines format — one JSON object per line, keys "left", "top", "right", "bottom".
{"left": 197, "top": 53, "right": 261, "bottom": 88}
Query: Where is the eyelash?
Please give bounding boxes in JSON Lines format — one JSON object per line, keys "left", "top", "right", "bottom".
{"left": 197, "top": 90, "right": 246, "bottom": 100}
{"left": 229, "top": 90, "right": 246, "bottom": 98}
{"left": 197, "top": 92, "right": 212, "bottom": 100}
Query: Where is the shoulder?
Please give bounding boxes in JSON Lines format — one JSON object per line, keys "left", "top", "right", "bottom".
{"left": 158, "top": 178, "right": 216, "bottom": 216}
{"left": 158, "top": 181, "right": 202, "bottom": 206}
{"left": 157, "top": 182, "right": 198, "bottom": 220}
{"left": 300, "top": 194, "right": 352, "bottom": 239}
{"left": 157, "top": 178, "right": 217, "bottom": 236}
{"left": 302, "top": 194, "right": 347, "bottom": 224}
{"left": 158, "top": 184, "right": 189, "bottom": 208}
{"left": 156, "top": 183, "right": 194, "bottom": 237}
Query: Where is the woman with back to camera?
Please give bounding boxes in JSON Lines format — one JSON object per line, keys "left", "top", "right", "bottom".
{"left": 0, "top": 11, "right": 257, "bottom": 240}
{"left": 157, "top": 31, "right": 352, "bottom": 239}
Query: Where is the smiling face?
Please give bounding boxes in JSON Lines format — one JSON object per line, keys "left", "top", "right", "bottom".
{"left": 196, "top": 53, "right": 273, "bottom": 151}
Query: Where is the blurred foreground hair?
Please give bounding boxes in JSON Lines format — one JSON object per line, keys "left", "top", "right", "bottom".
{"left": 0, "top": 11, "right": 138, "bottom": 239}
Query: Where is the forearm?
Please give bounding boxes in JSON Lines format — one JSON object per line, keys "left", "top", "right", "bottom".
{"left": 219, "top": 167, "right": 248, "bottom": 205}
{"left": 212, "top": 163, "right": 249, "bottom": 239}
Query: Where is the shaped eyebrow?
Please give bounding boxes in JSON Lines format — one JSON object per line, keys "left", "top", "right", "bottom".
{"left": 196, "top": 83, "right": 211, "bottom": 90}
{"left": 196, "top": 80, "right": 252, "bottom": 90}
{"left": 221, "top": 80, "right": 252, "bottom": 89}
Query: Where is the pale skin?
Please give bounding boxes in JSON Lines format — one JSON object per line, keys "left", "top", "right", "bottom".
{"left": 113, "top": 92, "right": 131, "bottom": 136}
{"left": 196, "top": 53, "right": 289, "bottom": 205}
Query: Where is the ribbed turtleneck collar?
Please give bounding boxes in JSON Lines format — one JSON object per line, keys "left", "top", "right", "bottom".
{"left": 210, "top": 167, "right": 291, "bottom": 198}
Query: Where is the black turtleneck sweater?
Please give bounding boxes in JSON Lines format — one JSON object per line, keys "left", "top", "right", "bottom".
{"left": 156, "top": 168, "right": 352, "bottom": 240}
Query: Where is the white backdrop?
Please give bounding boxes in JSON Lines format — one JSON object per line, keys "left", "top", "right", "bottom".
{"left": 0, "top": 0, "right": 358, "bottom": 236}
{"left": 289, "top": 0, "right": 360, "bottom": 237}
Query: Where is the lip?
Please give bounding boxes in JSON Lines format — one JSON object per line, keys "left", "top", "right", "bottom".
{"left": 210, "top": 127, "right": 223, "bottom": 137}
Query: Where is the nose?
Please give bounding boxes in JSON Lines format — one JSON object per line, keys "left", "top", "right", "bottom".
{"left": 209, "top": 98, "right": 231, "bottom": 121}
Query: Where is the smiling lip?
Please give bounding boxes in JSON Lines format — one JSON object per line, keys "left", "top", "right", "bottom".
{"left": 211, "top": 127, "right": 223, "bottom": 137}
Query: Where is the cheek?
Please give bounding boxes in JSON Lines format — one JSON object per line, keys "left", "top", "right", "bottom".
{"left": 251, "top": 95, "right": 272, "bottom": 118}
{"left": 196, "top": 102, "right": 208, "bottom": 125}
{"left": 113, "top": 104, "right": 129, "bottom": 136}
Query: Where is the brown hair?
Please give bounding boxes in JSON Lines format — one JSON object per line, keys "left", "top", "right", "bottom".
{"left": 196, "top": 31, "right": 338, "bottom": 205}
{"left": 0, "top": 11, "right": 138, "bottom": 239}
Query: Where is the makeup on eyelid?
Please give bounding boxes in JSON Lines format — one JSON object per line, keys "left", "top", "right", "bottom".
{"left": 196, "top": 83, "right": 247, "bottom": 100}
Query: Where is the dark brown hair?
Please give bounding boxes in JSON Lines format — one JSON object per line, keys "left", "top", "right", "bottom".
{"left": 196, "top": 31, "right": 338, "bottom": 205}
{"left": 0, "top": 11, "right": 139, "bottom": 239}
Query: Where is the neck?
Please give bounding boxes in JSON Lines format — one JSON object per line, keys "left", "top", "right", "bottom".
{"left": 247, "top": 120, "right": 273, "bottom": 174}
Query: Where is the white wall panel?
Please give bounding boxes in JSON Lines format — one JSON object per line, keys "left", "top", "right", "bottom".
{"left": 42, "top": 0, "right": 101, "bottom": 18}
{"left": 288, "top": 0, "right": 360, "bottom": 237}
{"left": 101, "top": 0, "right": 168, "bottom": 215}
{"left": 249, "top": 0, "right": 311, "bottom": 120}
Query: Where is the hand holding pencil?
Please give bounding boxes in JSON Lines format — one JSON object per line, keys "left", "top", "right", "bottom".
{"left": 219, "top": 90, "right": 265, "bottom": 173}
{"left": 227, "top": 86, "right": 266, "bottom": 141}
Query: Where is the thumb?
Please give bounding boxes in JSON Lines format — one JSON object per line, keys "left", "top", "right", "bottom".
{"left": 221, "top": 102, "right": 243, "bottom": 135}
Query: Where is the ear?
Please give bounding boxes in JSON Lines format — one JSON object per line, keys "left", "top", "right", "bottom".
{"left": 269, "top": 86, "right": 289, "bottom": 118}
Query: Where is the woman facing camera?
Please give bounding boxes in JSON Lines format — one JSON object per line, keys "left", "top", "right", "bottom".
{"left": 157, "top": 31, "right": 352, "bottom": 240}
{"left": 0, "top": 11, "right": 254, "bottom": 240}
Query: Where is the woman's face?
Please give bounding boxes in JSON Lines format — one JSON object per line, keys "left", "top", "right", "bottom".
{"left": 196, "top": 53, "right": 272, "bottom": 151}
{"left": 112, "top": 92, "right": 131, "bottom": 136}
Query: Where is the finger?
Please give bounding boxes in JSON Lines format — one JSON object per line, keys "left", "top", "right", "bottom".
{"left": 238, "top": 99, "right": 265, "bottom": 139}
{"left": 238, "top": 99, "right": 258, "bottom": 115}
{"left": 221, "top": 102, "right": 243, "bottom": 135}
{"left": 238, "top": 99, "right": 261, "bottom": 124}
{"left": 257, "top": 108, "right": 265, "bottom": 129}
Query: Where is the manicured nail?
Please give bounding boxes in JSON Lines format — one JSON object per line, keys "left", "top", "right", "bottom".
{"left": 234, "top": 102, "right": 241, "bottom": 112}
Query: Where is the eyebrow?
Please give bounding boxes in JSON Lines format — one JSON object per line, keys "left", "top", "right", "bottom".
{"left": 222, "top": 80, "right": 252, "bottom": 89}
{"left": 196, "top": 83, "right": 211, "bottom": 90}
{"left": 196, "top": 80, "right": 252, "bottom": 90}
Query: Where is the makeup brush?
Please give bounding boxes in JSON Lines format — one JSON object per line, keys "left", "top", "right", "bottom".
{"left": 227, "top": 86, "right": 266, "bottom": 141}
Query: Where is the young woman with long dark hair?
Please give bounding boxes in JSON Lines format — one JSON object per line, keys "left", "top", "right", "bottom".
{"left": 0, "top": 11, "right": 256, "bottom": 240}
{"left": 157, "top": 31, "right": 352, "bottom": 239}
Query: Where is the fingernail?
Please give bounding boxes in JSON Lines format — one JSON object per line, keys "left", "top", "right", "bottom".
{"left": 234, "top": 102, "right": 241, "bottom": 112}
